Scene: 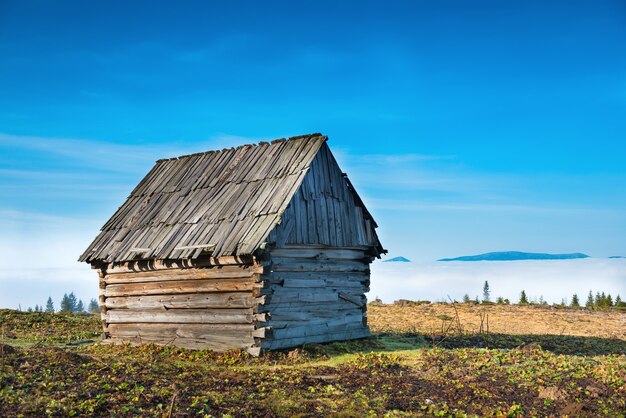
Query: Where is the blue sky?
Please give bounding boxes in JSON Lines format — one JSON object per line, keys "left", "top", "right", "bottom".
{"left": 1, "top": 0, "right": 624, "bottom": 307}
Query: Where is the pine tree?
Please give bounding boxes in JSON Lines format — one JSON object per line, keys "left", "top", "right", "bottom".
{"left": 76, "top": 300, "right": 85, "bottom": 313}
{"left": 27, "top": 307, "right": 33, "bottom": 312}
{"left": 88, "top": 299, "right": 99, "bottom": 313}
{"left": 34, "top": 304, "right": 40, "bottom": 312}
{"left": 474, "top": 295, "right": 480, "bottom": 303}
{"left": 570, "top": 293, "right": 580, "bottom": 307}
{"left": 60, "top": 292, "right": 78, "bottom": 313}
{"left": 585, "top": 291, "right": 594, "bottom": 308}
{"left": 60, "top": 293, "right": 71, "bottom": 312}
{"left": 45, "top": 297, "right": 55, "bottom": 313}
{"left": 519, "top": 290, "right": 528, "bottom": 304}
{"left": 496, "top": 296, "right": 504, "bottom": 304}
{"left": 67, "top": 292, "right": 78, "bottom": 313}
{"left": 606, "top": 294, "right": 613, "bottom": 307}
{"left": 482, "top": 281, "right": 491, "bottom": 302}
{"left": 615, "top": 294, "right": 623, "bottom": 306}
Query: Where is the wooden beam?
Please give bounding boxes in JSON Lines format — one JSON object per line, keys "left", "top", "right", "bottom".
{"left": 105, "top": 308, "right": 253, "bottom": 324}
{"left": 104, "top": 266, "right": 263, "bottom": 284}
{"left": 104, "top": 278, "right": 260, "bottom": 297}
{"left": 104, "top": 293, "right": 261, "bottom": 309}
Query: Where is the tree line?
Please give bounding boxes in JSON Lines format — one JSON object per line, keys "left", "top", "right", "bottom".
{"left": 25, "top": 292, "right": 99, "bottom": 314}
{"left": 461, "top": 281, "right": 624, "bottom": 308}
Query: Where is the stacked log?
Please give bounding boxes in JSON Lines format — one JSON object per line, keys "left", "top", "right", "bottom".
{"left": 98, "top": 258, "right": 265, "bottom": 354}
{"left": 259, "top": 245, "right": 371, "bottom": 350}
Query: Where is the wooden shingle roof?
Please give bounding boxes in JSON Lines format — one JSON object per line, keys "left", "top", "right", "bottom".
{"left": 79, "top": 134, "right": 328, "bottom": 263}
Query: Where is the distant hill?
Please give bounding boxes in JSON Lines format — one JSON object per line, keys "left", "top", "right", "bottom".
{"left": 383, "top": 256, "right": 411, "bottom": 262}
{"left": 438, "top": 251, "right": 590, "bottom": 262}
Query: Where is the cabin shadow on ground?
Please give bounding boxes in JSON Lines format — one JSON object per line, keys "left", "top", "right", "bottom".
{"left": 311, "top": 332, "right": 626, "bottom": 357}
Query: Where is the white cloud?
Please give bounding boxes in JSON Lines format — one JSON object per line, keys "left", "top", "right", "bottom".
{"left": 0, "top": 132, "right": 262, "bottom": 174}
{"left": 370, "top": 259, "right": 626, "bottom": 305}
{"left": 0, "top": 214, "right": 100, "bottom": 309}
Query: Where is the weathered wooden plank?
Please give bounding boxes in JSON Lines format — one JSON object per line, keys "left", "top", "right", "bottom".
{"left": 266, "top": 286, "right": 364, "bottom": 297}
{"left": 267, "top": 276, "right": 367, "bottom": 290}
{"left": 266, "top": 312, "right": 364, "bottom": 327}
{"left": 264, "top": 302, "right": 361, "bottom": 313}
{"left": 270, "top": 259, "right": 369, "bottom": 272}
{"left": 105, "top": 336, "right": 255, "bottom": 352}
{"left": 267, "top": 309, "right": 361, "bottom": 321}
{"left": 264, "top": 271, "right": 369, "bottom": 281}
{"left": 104, "top": 278, "right": 260, "bottom": 297}
{"left": 257, "top": 301, "right": 364, "bottom": 311}
{"left": 339, "top": 292, "right": 365, "bottom": 307}
{"left": 261, "top": 291, "right": 339, "bottom": 304}
{"left": 323, "top": 279, "right": 366, "bottom": 289}
{"left": 281, "top": 278, "right": 326, "bottom": 288}
{"left": 271, "top": 322, "right": 363, "bottom": 340}
{"left": 105, "top": 308, "right": 253, "bottom": 324}
{"left": 104, "top": 265, "right": 262, "bottom": 284}
{"left": 106, "top": 323, "right": 255, "bottom": 337}
{"left": 104, "top": 293, "right": 263, "bottom": 309}
{"left": 262, "top": 327, "right": 370, "bottom": 350}
{"left": 252, "top": 327, "right": 270, "bottom": 338}
{"left": 269, "top": 247, "right": 367, "bottom": 260}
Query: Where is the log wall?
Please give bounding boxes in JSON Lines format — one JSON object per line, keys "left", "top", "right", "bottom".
{"left": 260, "top": 245, "right": 372, "bottom": 350}
{"left": 98, "top": 258, "right": 265, "bottom": 354}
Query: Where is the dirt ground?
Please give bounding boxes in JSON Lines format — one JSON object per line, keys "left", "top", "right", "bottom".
{"left": 368, "top": 303, "right": 626, "bottom": 340}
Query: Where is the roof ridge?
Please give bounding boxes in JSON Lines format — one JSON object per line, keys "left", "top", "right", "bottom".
{"left": 156, "top": 133, "right": 326, "bottom": 163}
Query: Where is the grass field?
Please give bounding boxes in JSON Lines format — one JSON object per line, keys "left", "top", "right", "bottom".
{"left": 1, "top": 304, "right": 625, "bottom": 417}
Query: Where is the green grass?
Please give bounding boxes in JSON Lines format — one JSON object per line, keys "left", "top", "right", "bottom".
{"left": 1, "top": 309, "right": 625, "bottom": 417}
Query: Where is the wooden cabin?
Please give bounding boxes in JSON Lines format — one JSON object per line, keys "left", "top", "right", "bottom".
{"left": 79, "top": 133, "right": 385, "bottom": 355}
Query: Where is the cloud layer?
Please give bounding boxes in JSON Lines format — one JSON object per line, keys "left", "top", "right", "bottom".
{"left": 370, "top": 259, "right": 626, "bottom": 304}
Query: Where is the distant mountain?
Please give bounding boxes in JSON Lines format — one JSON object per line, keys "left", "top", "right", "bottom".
{"left": 438, "top": 251, "right": 590, "bottom": 262}
{"left": 608, "top": 256, "right": 626, "bottom": 259}
{"left": 383, "top": 256, "right": 411, "bottom": 263}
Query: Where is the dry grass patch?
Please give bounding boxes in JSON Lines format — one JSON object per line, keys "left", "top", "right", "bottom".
{"left": 368, "top": 303, "right": 626, "bottom": 341}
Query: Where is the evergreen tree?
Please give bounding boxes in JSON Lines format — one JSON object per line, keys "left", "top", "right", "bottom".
{"left": 60, "top": 293, "right": 70, "bottom": 312}
{"left": 76, "top": 300, "right": 85, "bottom": 313}
{"left": 45, "top": 297, "right": 55, "bottom": 313}
{"left": 68, "top": 292, "right": 78, "bottom": 312}
{"left": 615, "top": 294, "right": 623, "bottom": 306}
{"left": 570, "top": 293, "right": 580, "bottom": 307}
{"left": 474, "top": 295, "right": 479, "bottom": 303}
{"left": 482, "top": 281, "right": 491, "bottom": 302}
{"left": 60, "top": 292, "right": 78, "bottom": 313}
{"left": 88, "top": 299, "right": 99, "bottom": 313}
{"left": 585, "top": 291, "right": 594, "bottom": 308}
{"left": 519, "top": 290, "right": 528, "bottom": 304}
{"left": 496, "top": 296, "right": 504, "bottom": 304}
{"left": 606, "top": 294, "right": 613, "bottom": 307}
{"left": 34, "top": 304, "right": 40, "bottom": 312}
